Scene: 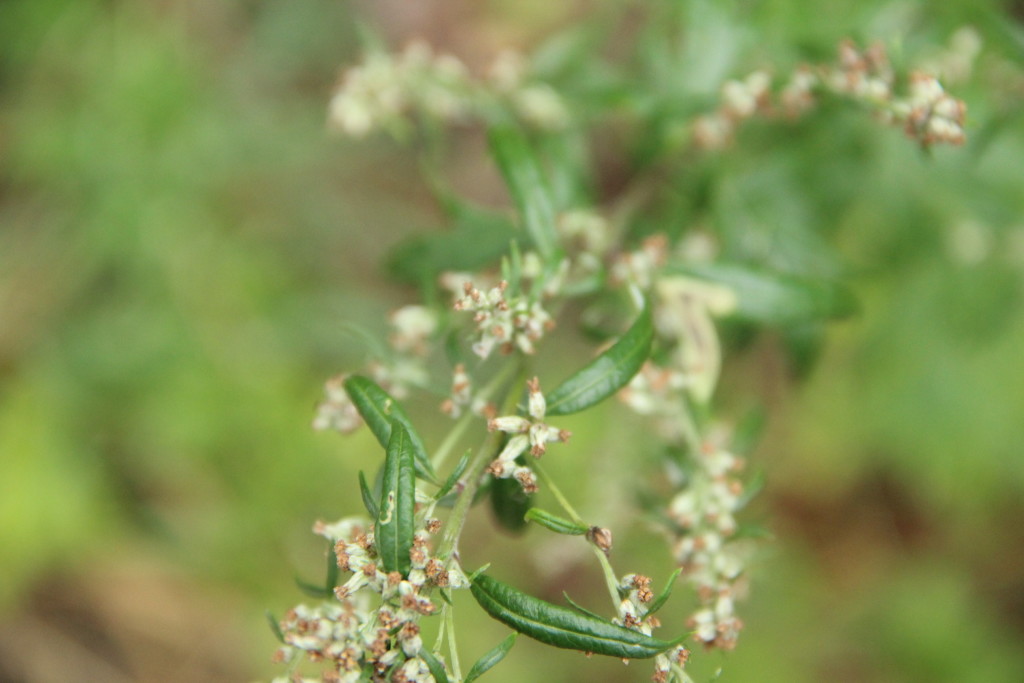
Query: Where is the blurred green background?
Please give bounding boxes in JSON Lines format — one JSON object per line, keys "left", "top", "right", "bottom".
{"left": 2, "top": 0, "right": 1024, "bottom": 681}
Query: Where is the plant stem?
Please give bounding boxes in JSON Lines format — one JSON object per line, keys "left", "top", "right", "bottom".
{"left": 436, "top": 363, "right": 525, "bottom": 564}
{"left": 446, "top": 604, "right": 462, "bottom": 681}
{"left": 533, "top": 461, "right": 621, "bottom": 609}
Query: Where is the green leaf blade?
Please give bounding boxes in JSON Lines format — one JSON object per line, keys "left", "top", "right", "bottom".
{"left": 668, "top": 263, "right": 857, "bottom": 325}
{"left": 524, "top": 508, "right": 588, "bottom": 535}
{"left": 376, "top": 420, "right": 416, "bottom": 576}
{"left": 545, "top": 304, "right": 654, "bottom": 416}
{"left": 470, "top": 573, "right": 678, "bottom": 659}
{"left": 343, "top": 375, "right": 436, "bottom": 482}
{"left": 417, "top": 648, "right": 451, "bottom": 683}
{"left": 464, "top": 633, "right": 517, "bottom": 683}
{"left": 488, "top": 126, "right": 558, "bottom": 261}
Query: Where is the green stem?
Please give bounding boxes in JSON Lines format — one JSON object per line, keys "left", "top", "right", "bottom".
{"left": 436, "top": 364, "right": 525, "bottom": 564}
{"left": 533, "top": 461, "right": 621, "bottom": 609}
{"left": 433, "top": 361, "right": 520, "bottom": 473}
{"left": 446, "top": 604, "right": 463, "bottom": 681}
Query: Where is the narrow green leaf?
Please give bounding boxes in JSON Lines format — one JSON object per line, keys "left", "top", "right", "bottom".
{"left": 562, "top": 592, "right": 606, "bottom": 621}
{"left": 325, "top": 540, "right": 340, "bottom": 593}
{"left": 668, "top": 263, "right": 857, "bottom": 325}
{"left": 524, "top": 508, "right": 588, "bottom": 535}
{"left": 358, "top": 470, "right": 379, "bottom": 521}
{"left": 545, "top": 304, "right": 654, "bottom": 416}
{"left": 645, "top": 568, "right": 682, "bottom": 616}
{"left": 464, "top": 633, "right": 517, "bottom": 683}
{"left": 417, "top": 648, "right": 451, "bottom": 683}
{"left": 266, "top": 610, "right": 285, "bottom": 644}
{"left": 488, "top": 126, "right": 558, "bottom": 261}
{"left": 343, "top": 375, "right": 436, "bottom": 482}
{"left": 294, "top": 577, "right": 329, "bottom": 598}
{"left": 435, "top": 450, "right": 471, "bottom": 501}
{"left": 376, "top": 420, "right": 416, "bottom": 576}
{"left": 470, "top": 573, "right": 680, "bottom": 659}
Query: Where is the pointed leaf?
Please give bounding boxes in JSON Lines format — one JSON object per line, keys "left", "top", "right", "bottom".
{"left": 343, "top": 375, "right": 436, "bottom": 482}
{"left": 562, "top": 592, "right": 605, "bottom": 621}
{"left": 525, "top": 508, "right": 588, "bottom": 535}
{"left": 545, "top": 304, "right": 653, "bottom": 416}
{"left": 668, "top": 263, "right": 857, "bottom": 325}
{"left": 325, "top": 540, "right": 340, "bottom": 593}
{"left": 266, "top": 610, "right": 285, "bottom": 644}
{"left": 417, "top": 648, "right": 451, "bottom": 683}
{"left": 488, "top": 126, "right": 558, "bottom": 261}
{"left": 464, "top": 633, "right": 517, "bottom": 683}
{"left": 358, "top": 470, "right": 379, "bottom": 519}
{"left": 435, "top": 450, "right": 471, "bottom": 501}
{"left": 376, "top": 420, "right": 416, "bottom": 576}
{"left": 470, "top": 573, "right": 681, "bottom": 659}
{"left": 294, "top": 576, "right": 329, "bottom": 598}
{"left": 645, "top": 568, "right": 682, "bottom": 616}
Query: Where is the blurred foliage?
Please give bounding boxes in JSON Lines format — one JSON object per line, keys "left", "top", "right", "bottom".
{"left": 1, "top": 0, "right": 1024, "bottom": 681}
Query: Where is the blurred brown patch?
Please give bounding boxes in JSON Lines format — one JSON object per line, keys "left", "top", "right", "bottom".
{"left": 0, "top": 556, "right": 257, "bottom": 683}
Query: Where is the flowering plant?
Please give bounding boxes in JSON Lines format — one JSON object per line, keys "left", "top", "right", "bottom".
{"left": 270, "top": 10, "right": 969, "bottom": 683}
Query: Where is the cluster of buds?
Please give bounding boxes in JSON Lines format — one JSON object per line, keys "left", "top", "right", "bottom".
{"left": 328, "top": 41, "right": 571, "bottom": 139}
{"left": 693, "top": 71, "right": 772, "bottom": 149}
{"left": 691, "top": 38, "right": 969, "bottom": 150}
{"left": 485, "top": 377, "right": 571, "bottom": 493}
{"left": 452, "top": 280, "right": 554, "bottom": 357}
{"left": 668, "top": 437, "right": 750, "bottom": 651}
{"left": 328, "top": 41, "right": 473, "bottom": 138}
{"left": 613, "top": 574, "right": 690, "bottom": 682}
{"left": 274, "top": 517, "right": 468, "bottom": 681}
{"left": 440, "top": 363, "right": 495, "bottom": 420}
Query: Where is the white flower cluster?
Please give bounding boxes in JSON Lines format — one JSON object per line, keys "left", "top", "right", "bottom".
{"left": 273, "top": 517, "right": 468, "bottom": 682}
{"left": 328, "top": 41, "right": 472, "bottom": 138}
{"left": 485, "top": 377, "right": 571, "bottom": 493}
{"left": 691, "top": 38, "right": 969, "bottom": 150}
{"left": 452, "top": 280, "right": 554, "bottom": 358}
{"left": 693, "top": 71, "right": 772, "bottom": 149}
{"left": 668, "top": 438, "right": 751, "bottom": 651}
{"left": 328, "top": 42, "right": 570, "bottom": 138}
{"left": 613, "top": 574, "right": 690, "bottom": 682}
{"left": 439, "top": 362, "right": 495, "bottom": 420}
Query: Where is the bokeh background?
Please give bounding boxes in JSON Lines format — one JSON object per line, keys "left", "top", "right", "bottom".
{"left": 2, "top": 1, "right": 1024, "bottom": 681}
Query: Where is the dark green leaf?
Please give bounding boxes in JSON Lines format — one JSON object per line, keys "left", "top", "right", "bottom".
{"left": 545, "top": 304, "right": 654, "bottom": 416}
{"left": 470, "top": 573, "right": 681, "bottom": 658}
{"left": 358, "top": 470, "right": 378, "bottom": 520}
{"left": 435, "top": 450, "right": 471, "bottom": 501}
{"left": 645, "top": 568, "right": 682, "bottom": 616}
{"left": 418, "top": 648, "right": 451, "bottom": 683}
{"left": 524, "top": 508, "right": 588, "bottom": 535}
{"left": 325, "top": 540, "right": 340, "bottom": 593}
{"left": 562, "top": 592, "right": 606, "bottom": 621}
{"left": 376, "top": 420, "right": 416, "bottom": 576}
{"left": 488, "top": 126, "right": 558, "bottom": 261}
{"left": 266, "top": 610, "right": 285, "bottom": 644}
{"left": 490, "top": 473, "right": 533, "bottom": 534}
{"left": 464, "top": 633, "right": 517, "bottom": 683}
{"left": 343, "top": 375, "right": 436, "bottom": 482}
{"left": 668, "top": 263, "right": 857, "bottom": 325}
